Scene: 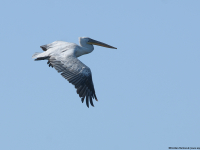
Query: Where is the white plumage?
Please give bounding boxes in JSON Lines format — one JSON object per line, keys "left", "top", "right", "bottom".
{"left": 32, "top": 37, "right": 116, "bottom": 108}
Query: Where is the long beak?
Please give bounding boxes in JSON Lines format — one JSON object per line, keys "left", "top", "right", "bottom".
{"left": 87, "top": 38, "right": 117, "bottom": 49}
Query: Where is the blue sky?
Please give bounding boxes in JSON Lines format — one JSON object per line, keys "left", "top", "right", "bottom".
{"left": 0, "top": 0, "right": 200, "bottom": 150}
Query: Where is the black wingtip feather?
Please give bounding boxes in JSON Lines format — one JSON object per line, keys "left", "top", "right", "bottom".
{"left": 81, "top": 97, "right": 84, "bottom": 103}
{"left": 86, "top": 96, "right": 89, "bottom": 108}
{"left": 89, "top": 96, "right": 94, "bottom": 107}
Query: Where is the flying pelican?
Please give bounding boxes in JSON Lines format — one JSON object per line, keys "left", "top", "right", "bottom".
{"left": 32, "top": 37, "right": 117, "bottom": 108}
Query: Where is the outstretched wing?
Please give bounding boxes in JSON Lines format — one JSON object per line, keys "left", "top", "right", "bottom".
{"left": 49, "top": 56, "right": 98, "bottom": 108}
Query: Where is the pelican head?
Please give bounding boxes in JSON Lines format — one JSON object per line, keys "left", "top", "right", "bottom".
{"left": 79, "top": 37, "right": 117, "bottom": 49}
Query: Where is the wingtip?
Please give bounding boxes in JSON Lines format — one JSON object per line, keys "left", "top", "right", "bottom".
{"left": 81, "top": 97, "right": 84, "bottom": 103}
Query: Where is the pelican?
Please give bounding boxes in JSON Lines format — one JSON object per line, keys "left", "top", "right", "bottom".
{"left": 32, "top": 37, "right": 117, "bottom": 108}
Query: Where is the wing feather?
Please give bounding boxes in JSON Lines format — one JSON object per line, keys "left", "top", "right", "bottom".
{"left": 49, "top": 56, "right": 98, "bottom": 107}
{"left": 86, "top": 95, "right": 89, "bottom": 108}
{"left": 78, "top": 84, "right": 87, "bottom": 97}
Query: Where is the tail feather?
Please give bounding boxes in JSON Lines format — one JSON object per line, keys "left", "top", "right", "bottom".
{"left": 32, "top": 52, "right": 41, "bottom": 59}
{"left": 32, "top": 52, "right": 50, "bottom": 61}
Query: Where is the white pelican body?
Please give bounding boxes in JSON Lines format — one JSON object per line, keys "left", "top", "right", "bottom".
{"left": 32, "top": 37, "right": 116, "bottom": 108}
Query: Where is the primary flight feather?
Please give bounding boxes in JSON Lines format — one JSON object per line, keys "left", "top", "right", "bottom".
{"left": 32, "top": 37, "right": 117, "bottom": 108}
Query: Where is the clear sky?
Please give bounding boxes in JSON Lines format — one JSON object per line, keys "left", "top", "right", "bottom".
{"left": 0, "top": 0, "right": 200, "bottom": 150}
